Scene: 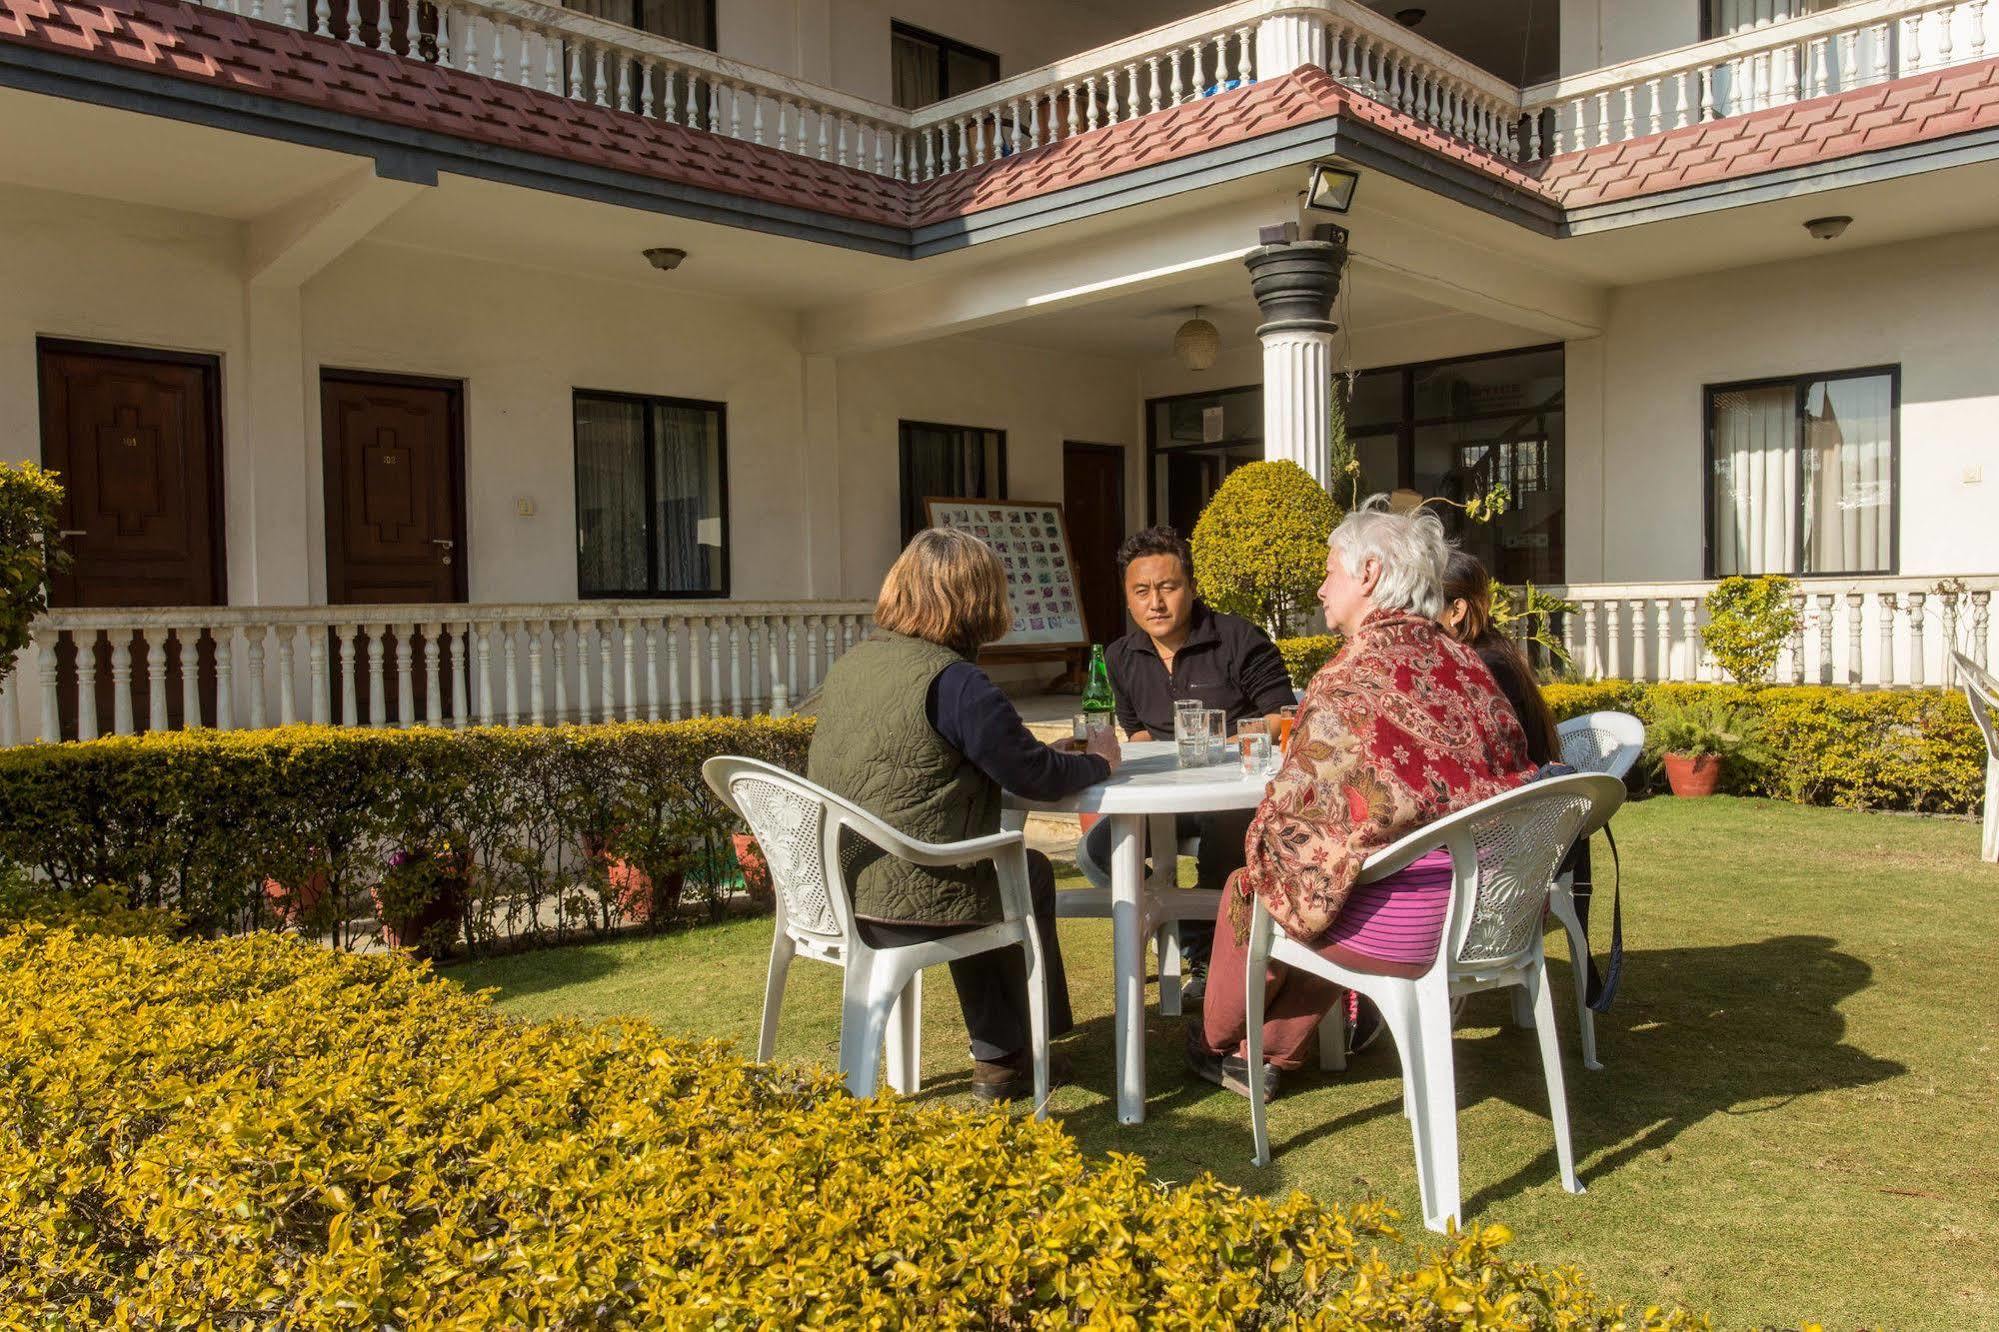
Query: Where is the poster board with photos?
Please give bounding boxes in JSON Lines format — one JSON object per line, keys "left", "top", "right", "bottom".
{"left": 924, "top": 498, "right": 1091, "bottom": 652}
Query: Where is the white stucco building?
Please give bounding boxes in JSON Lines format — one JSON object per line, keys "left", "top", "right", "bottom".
{"left": 1, "top": 0, "right": 1995, "bottom": 738}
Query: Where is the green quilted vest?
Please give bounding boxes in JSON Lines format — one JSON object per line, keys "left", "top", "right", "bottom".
{"left": 806, "top": 632, "right": 1003, "bottom": 926}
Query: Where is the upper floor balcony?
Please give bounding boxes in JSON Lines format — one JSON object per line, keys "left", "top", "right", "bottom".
{"left": 148, "top": 0, "right": 1991, "bottom": 184}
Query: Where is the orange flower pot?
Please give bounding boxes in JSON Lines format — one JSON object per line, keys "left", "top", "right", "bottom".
{"left": 1662, "top": 752, "right": 1722, "bottom": 798}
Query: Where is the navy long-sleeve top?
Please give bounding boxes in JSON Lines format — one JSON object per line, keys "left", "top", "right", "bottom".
{"left": 925, "top": 661, "right": 1110, "bottom": 800}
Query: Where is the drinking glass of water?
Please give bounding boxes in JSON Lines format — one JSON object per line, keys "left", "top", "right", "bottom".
{"left": 1236, "top": 725, "right": 1271, "bottom": 776}
{"left": 1174, "top": 700, "right": 1209, "bottom": 769}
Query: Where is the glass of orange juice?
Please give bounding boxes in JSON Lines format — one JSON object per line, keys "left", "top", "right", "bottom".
{"left": 1276, "top": 705, "right": 1298, "bottom": 750}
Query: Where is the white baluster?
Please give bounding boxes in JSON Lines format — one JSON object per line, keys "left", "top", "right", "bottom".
{"left": 569, "top": 39, "right": 583, "bottom": 99}
{"left": 1817, "top": 594, "right": 1836, "bottom": 685}
{"left": 489, "top": 16, "right": 501, "bottom": 79}
{"left": 1604, "top": 599, "right": 1623, "bottom": 679}
{"left": 707, "top": 617, "right": 724, "bottom": 714}
{"left": 344, "top": 0, "right": 360, "bottom": 46}
{"left": 617, "top": 53, "right": 633, "bottom": 113}
{"left": 766, "top": 618, "right": 785, "bottom": 716}
{"left": 303, "top": 627, "right": 324, "bottom": 725}
{"left": 645, "top": 619, "right": 663, "bottom": 721}
{"left": 1700, "top": 65, "right": 1716, "bottom": 120}
{"left": 144, "top": 628, "right": 170, "bottom": 733}
{"left": 574, "top": 620, "right": 594, "bottom": 721}
{"left": 109, "top": 632, "right": 134, "bottom": 735}
{"left": 1147, "top": 55, "right": 1162, "bottom": 113}
{"left": 1629, "top": 600, "right": 1648, "bottom": 681}
{"left": 364, "top": 624, "right": 387, "bottom": 728}
{"left": 594, "top": 46, "right": 609, "bottom": 107}
{"left": 1903, "top": 13, "right": 1923, "bottom": 76}
{"left": 726, "top": 617, "right": 743, "bottom": 716}
{"left": 687, "top": 619, "right": 704, "bottom": 716}
{"left": 1847, "top": 591, "right": 1865, "bottom": 684}
{"left": 1581, "top": 603, "right": 1600, "bottom": 679}
{"left": 621, "top": 617, "right": 638, "bottom": 721}
{"left": 211, "top": 627, "right": 233, "bottom": 731}
{"left": 1908, "top": 592, "right": 1927, "bottom": 687}
{"left": 1972, "top": 0, "right": 1988, "bottom": 61}
{"left": 334, "top": 625, "right": 358, "bottom": 728}
{"left": 39, "top": 640, "right": 61, "bottom": 742}
{"left": 179, "top": 628, "right": 202, "bottom": 729}
{"left": 525, "top": 621, "right": 544, "bottom": 725}
{"left": 74, "top": 631, "right": 98, "bottom": 741}
{"left": 1652, "top": 598, "right": 1670, "bottom": 682}
{"left": 1679, "top": 597, "right": 1701, "bottom": 681}
{"left": 1879, "top": 593, "right": 1900, "bottom": 685}
{"left": 1789, "top": 596, "right": 1808, "bottom": 684}
{"left": 552, "top": 619, "right": 570, "bottom": 722}
{"left": 1975, "top": 590, "right": 1992, "bottom": 669}
{"left": 474, "top": 623, "right": 494, "bottom": 724}
{"left": 424, "top": 623, "right": 444, "bottom": 726}
{"left": 1168, "top": 51, "right": 1183, "bottom": 106}
{"left": 747, "top": 618, "right": 763, "bottom": 713}
{"left": 448, "top": 624, "right": 469, "bottom": 728}
{"left": 1646, "top": 77, "right": 1662, "bottom": 134}
{"left": 501, "top": 621, "right": 520, "bottom": 725}
{"left": 404, "top": 0, "right": 419, "bottom": 60}
{"left": 665, "top": 616, "right": 683, "bottom": 720}
{"left": 1875, "top": 21, "right": 1892, "bottom": 81}
{"left": 663, "top": 67, "right": 678, "bottom": 123}
{"left": 599, "top": 618, "right": 616, "bottom": 720}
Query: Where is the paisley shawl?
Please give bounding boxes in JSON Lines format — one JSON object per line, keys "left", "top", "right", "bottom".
{"left": 1227, "top": 608, "right": 1533, "bottom": 945}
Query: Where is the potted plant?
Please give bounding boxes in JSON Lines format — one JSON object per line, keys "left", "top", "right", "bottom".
{"left": 1647, "top": 697, "right": 1771, "bottom": 797}
{"left": 733, "top": 832, "right": 774, "bottom": 911}
{"left": 372, "top": 838, "right": 470, "bottom": 958}
{"left": 583, "top": 828, "right": 688, "bottom": 926}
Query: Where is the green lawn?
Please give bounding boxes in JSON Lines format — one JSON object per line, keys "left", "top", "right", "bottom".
{"left": 451, "top": 798, "right": 1999, "bottom": 1328}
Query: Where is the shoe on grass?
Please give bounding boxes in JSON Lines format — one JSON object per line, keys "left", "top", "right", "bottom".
{"left": 1180, "top": 963, "right": 1207, "bottom": 1003}
{"left": 1183, "top": 1024, "right": 1281, "bottom": 1101}
{"left": 970, "top": 1049, "right": 1072, "bottom": 1104}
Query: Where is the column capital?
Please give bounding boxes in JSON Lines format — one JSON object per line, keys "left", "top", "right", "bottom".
{"left": 1243, "top": 229, "right": 1348, "bottom": 338}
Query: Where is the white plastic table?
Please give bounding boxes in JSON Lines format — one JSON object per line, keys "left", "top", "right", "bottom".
{"left": 1004, "top": 739, "right": 1266, "bottom": 1124}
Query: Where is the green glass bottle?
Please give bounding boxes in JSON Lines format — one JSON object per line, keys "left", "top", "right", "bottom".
{"left": 1080, "top": 644, "right": 1115, "bottom": 730}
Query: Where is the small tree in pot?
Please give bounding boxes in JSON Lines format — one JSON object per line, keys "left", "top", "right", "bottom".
{"left": 1647, "top": 697, "right": 1772, "bottom": 797}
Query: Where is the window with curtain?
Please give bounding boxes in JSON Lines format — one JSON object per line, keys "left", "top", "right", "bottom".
{"left": 899, "top": 421, "right": 1005, "bottom": 544}
{"left": 562, "top": 0, "right": 713, "bottom": 45}
{"left": 574, "top": 391, "right": 727, "bottom": 597}
{"left": 1705, "top": 368, "right": 1896, "bottom": 577}
{"left": 1704, "top": 0, "right": 1844, "bottom": 37}
{"left": 891, "top": 22, "right": 999, "bottom": 110}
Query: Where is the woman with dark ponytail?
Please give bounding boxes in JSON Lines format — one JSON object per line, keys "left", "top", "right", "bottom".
{"left": 1438, "top": 551, "right": 1559, "bottom": 766}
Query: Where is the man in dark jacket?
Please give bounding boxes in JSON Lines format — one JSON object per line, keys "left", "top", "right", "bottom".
{"left": 1076, "top": 526, "right": 1298, "bottom": 995}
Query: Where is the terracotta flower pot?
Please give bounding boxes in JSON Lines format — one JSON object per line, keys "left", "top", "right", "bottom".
{"left": 262, "top": 869, "right": 328, "bottom": 927}
{"left": 607, "top": 859, "right": 685, "bottom": 924}
{"left": 733, "top": 833, "right": 773, "bottom": 910}
{"left": 1662, "top": 752, "right": 1722, "bottom": 798}
{"left": 1078, "top": 812, "right": 1103, "bottom": 835}
{"left": 372, "top": 847, "right": 468, "bottom": 957}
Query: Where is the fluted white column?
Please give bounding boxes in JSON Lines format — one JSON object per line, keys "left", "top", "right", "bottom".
{"left": 1244, "top": 223, "right": 1348, "bottom": 491}
{"left": 1255, "top": 13, "right": 1327, "bottom": 76}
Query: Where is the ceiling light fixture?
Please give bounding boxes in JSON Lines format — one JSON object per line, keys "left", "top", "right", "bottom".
{"left": 1803, "top": 215, "right": 1852, "bottom": 241}
{"left": 1303, "top": 161, "right": 1361, "bottom": 215}
{"left": 1395, "top": 7, "right": 1426, "bottom": 26}
{"left": 1173, "top": 306, "right": 1220, "bottom": 371}
{"left": 643, "top": 246, "right": 688, "bottom": 270}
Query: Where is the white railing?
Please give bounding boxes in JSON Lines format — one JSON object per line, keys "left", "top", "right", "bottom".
{"left": 901, "top": 0, "right": 1524, "bottom": 178}
{"left": 1545, "top": 575, "right": 1998, "bottom": 688}
{"left": 1522, "top": 0, "right": 1991, "bottom": 160}
{"left": 0, "top": 600, "right": 875, "bottom": 745}
{"left": 194, "top": 0, "right": 1531, "bottom": 177}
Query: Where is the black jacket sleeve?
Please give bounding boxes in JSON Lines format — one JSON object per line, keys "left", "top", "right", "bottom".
{"left": 1237, "top": 627, "right": 1300, "bottom": 716}
{"left": 927, "top": 661, "right": 1110, "bottom": 801}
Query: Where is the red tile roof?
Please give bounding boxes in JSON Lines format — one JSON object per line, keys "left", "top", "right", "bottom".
{"left": 1535, "top": 57, "right": 1999, "bottom": 208}
{"left": 5, "top": 0, "right": 1998, "bottom": 233}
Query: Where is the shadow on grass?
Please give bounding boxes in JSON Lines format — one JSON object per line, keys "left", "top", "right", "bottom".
{"left": 961, "top": 933, "right": 1904, "bottom": 1221}
{"left": 446, "top": 941, "right": 622, "bottom": 1001}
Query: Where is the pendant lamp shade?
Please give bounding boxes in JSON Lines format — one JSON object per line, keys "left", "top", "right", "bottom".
{"left": 1173, "top": 307, "right": 1220, "bottom": 371}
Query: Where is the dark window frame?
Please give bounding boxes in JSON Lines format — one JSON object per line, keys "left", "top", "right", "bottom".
{"left": 890, "top": 19, "right": 1001, "bottom": 109}
{"left": 572, "top": 387, "right": 730, "bottom": 600}
{"left": 1142, "top": 381, "right": 1263, "bottom": 527}
{"left": 577, "top": 0, "right": 716, "bottom": 47}
{"left": 898, "top": 419, "right": 1007, "bottom": 544}
{"left": 1701, "top": 364, "right": 1900, "bottom": 580}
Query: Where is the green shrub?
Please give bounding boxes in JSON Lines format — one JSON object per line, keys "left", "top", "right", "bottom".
{"left": 0, "top": 928, "right": 1712, "bottom": 1328}
{"left": 0, "top": 461, "right": 65, "bottom": 690}
{"left": 1274, "top": 634, "right": 1341, "bottom": 686}
{"left": 1191, "top": 459, "right": 1340, "bottom": 638}
{"left": 0, "top": 868, "right": 178, "bottom": 938}
{"left": 0, "top": 717, "right": 813, "bottom": 950}
{"left": 1540, "top": 681, "right": 1983, "bottom": 813}
{"left": 1701, "top": 575, "right": 1801, "bottom": 685}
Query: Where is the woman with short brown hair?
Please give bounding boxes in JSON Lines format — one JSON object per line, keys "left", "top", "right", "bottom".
{"left": 809, "top": 528, "right": 1121, "bottom": 1103}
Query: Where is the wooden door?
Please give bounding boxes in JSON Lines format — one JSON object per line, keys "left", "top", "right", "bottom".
{"left": 1062, "top": 442, "right": 1126, "bottom": 645}
{"left": 321, "top": 371, "right": 465, "bottom": 722}
{"left": 37, "top": 340, "right": 225, "bottom": 736}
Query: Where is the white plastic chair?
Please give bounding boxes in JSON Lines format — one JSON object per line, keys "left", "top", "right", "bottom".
{"left": 1550, "top": 710, "right": 1646, "bottom": 1068}
{"left": 1952, "top": 652, "right": 1999, "bottom": 863}
{"left": 703, "top": 756, "right": 1050, "bottom": 1115}
{"left": 1245, "top": 773, "right": 1626, "bottom": 1233}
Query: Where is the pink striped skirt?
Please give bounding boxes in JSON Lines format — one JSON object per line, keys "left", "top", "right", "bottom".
{"left": 1319, "top": 847, "right": 1457, "bottom": 979}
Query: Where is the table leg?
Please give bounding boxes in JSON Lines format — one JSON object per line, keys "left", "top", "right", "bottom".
{"left": 1111, "top": 811, "right": 1146, "bottom": 1125}
{"left": 1150, "top": 812, "right": 1182, "bottom": 1017}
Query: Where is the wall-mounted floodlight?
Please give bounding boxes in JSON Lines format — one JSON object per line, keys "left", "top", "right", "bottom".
{"left": 1304, "top": 162, "right": 1361, "bottom": 215}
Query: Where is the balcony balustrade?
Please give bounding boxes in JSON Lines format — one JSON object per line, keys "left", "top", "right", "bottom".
{"left": 0, "top": 600, "right": 875, "bottom": 745}
{"left": 1544, "top": 575, "right": 1996, "bottom": 688}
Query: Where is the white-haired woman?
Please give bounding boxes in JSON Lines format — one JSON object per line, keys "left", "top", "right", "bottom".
{"left": 1187, "top": 501, "right": 1534, "bottom": 1100}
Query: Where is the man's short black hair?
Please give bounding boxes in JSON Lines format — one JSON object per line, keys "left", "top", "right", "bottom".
{"left": 1117, "top": 526, "right": 1194, "bottom": 582}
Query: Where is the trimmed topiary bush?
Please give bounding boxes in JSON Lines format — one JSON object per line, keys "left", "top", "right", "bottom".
{"left": 0, "top": 927, "right": 1714, "bottom": 1328}
{"left": 1274, "top": 634, "right": 1341, "bottom": 686}
{"left": 1701, "top": 575, "right": 1801, "bottom": 685}
{"left": 1190, "top": 459, "right": 1340, "bottom": 639}
{"left": 0, "top": 461, "right": 65, "bottom": 691}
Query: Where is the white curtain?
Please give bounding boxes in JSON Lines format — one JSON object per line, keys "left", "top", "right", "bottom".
{"left": 1803, "top": 374, "right": 1892, "bottom": 574}
{"left": 1710, "top": 385, "right": 1796, "bottom": 575}
{"left": 575, "top": 397, "right": 648, "bottom": 594}
{"left": 1707, "top": 0, "right": 1843, "bottom": 35}
{"left": 892, "top": 31, "right": 940, "bottom": 110}
{"left": 652, "top": 402, "right": 721, "bottom": 594}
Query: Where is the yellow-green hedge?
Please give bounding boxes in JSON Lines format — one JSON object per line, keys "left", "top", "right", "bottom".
{"left": 0, "top": 927, "right": 1713, "bottom": 1329}
{"left": 1275, "top": 634, "right": 1342, "bottom": 686}
{"left": 0, "top": 718, "right": 813, "bottom": 949}
{"left": 1543, "top": 681, "right": 1983, "bottom": 814}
